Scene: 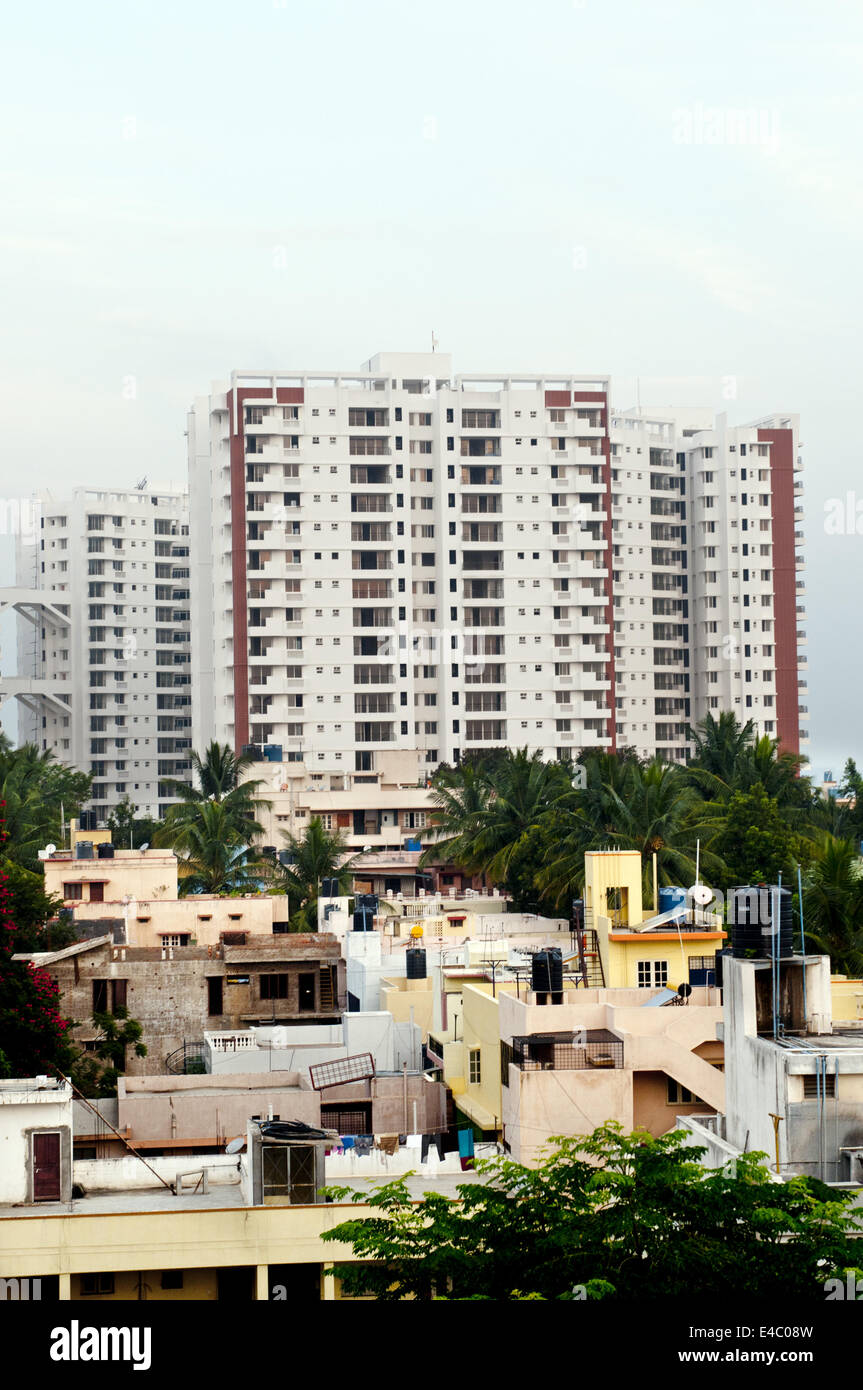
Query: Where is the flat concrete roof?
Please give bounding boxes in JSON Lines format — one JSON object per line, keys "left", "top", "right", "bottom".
{"left": 0, "top": 1170, "right": 482, "bottom": 1219}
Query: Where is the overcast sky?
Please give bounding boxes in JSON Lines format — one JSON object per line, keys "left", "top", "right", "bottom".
{"left": 1, "top": 0, "right": 860, "bottom": 778}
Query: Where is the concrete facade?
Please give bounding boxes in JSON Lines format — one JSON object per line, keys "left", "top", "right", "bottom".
{"left": 0, "top": 1078, "right": 73, "bottom": 1205}
{"left": 13, "top": 485, "right": 192, "bottom": 819}
{"left": 14, "top": 934, "right": 345, "bottom": 1077}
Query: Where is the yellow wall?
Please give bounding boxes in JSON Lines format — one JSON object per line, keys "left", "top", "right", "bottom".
{"left": 584, "top": 851, "right": 644, "bottom": 928}
{"left": 606, "top": 934, "right": 725, "bottom": 991}
{"left": 380, "top": 975, "right": 434, "bottom": 1041}
{"left": 1, "top": 1200, "right": 372, "bottom": 1301}
{"left": 448, "top": 982, "right": 519, "bottom": 1133}
{"left": 70, "top": 1268, "right": 219, "bottom": 1300}
{"left": 831, "top": 977, "right": 863, "bottom": 1022}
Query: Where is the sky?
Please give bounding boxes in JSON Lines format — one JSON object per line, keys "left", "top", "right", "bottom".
{"left": 0, "top": 0, "right": 860, "bottom": 777}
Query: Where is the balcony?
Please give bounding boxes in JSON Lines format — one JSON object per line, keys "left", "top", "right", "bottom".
{"left": 502, "top": 1029, "right": 623, "bottom": 1073}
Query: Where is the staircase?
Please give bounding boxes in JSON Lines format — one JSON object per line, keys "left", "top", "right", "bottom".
{"left": 165, "top": 1041, "right": 208, "bottom": 1075}
{"left": 578, "top": 928, "right": 606, "bottom": 987}
{"left": 319, "top": 965, "right": 335, "bottom": 1012}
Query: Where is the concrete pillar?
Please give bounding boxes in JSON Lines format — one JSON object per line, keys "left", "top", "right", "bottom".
{"left": 58, "top": 1273, "right": 71, "bottom": 1301}
{"left": 255, "top": 1264, "right": 269, "bottom": 1301}
{"left": 321, "top": 1263, "right": 336, "bottom": 1301}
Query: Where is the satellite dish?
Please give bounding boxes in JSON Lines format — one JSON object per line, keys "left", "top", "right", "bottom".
{"left": 677, "top": 982, "right": 692, "bottom": 999}
{"left": 140, "top": 843, "right": 149, "bottom": 851}
{"left": 225, "top": 1136, "right": 245, "bottom": 1154}
{"left": 689, "top": 883, "right": 713, "bottom": 906}
{"left": 45, "top": 844, "right": 57, "bottom": 856}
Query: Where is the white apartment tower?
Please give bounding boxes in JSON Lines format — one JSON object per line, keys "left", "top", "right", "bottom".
{"left": 13, "top": 487, "right": 192, "bottom": 819}
{"left": 188, "top": 353, "right": 805, "bottom": 776}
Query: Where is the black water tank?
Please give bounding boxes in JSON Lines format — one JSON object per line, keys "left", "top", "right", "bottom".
{"left": 320, "top": 877, "right": 340, "bottom": 897}
{"left": 714, "top": 948, "right": 733, "bottom": 991}
{"left": 730, "top": 885, "right": 793, "bottom": 959}
{"left": 79, "top": 810, "right": 97, "bottom": 831}
{"left": 352, "top": 894, "right": 378, "bottom": 932}
{"left": 406, "top": 948, "right": 427, "bottom": 980}
{"left": 532, "top": 948, "right": 564, "bottom": 1003}
{"left": 97, "top": 843, "right": 115, "bottom": 859}
{"left": 75, "top": 841, "right": 94, "bottom": 860}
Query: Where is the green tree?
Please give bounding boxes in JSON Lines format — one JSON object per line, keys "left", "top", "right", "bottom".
{"left": 0, "top": 739, "right": 91, "bottom": 869}
{"left": 0, "top": 858, "right": 69, "bottom": 952}
{"left": 0, "top": 857, "right": 75, "bottom": 1079}
{"left": 710, "top": 783, "right": 799, "bottom": 889}
{"left": 323, "top": 1123, "right": 862, "bottom": 1300}
{"left": 540, "top": 757, "right": 716, "bottom": 909}
{"left": 160, "top": 800, "right": 265, "bottom": 896}
{"left": 422, "top": 749, "right": 569, "bottom": 892}
{"left": 278, "top": 817, "right": 361, "bottom": 929}
{"left": 70, "top": 1007, "right": 147, "bottom": 1098}
{"left": 800, "top": 835, "right": 863, "bottom": 975}
{"left": 154, "top": 742, "right": 270, "bottom": 890}
{"left": 106, "top": 795, "right": 158, "bottom": 850}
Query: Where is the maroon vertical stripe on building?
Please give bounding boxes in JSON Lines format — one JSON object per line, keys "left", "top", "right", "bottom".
{"left": 758, "top": 427, "right": 799, "bottom": 758}
{"left": 573, "top": 391, "right": 616, "bottom": 753}
{"left": 228, "top": 385, "right": 304, "bottom": 755}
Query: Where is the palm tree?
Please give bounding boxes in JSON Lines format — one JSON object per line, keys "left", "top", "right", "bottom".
{"left": 170, "top": 801, "right": 265, "bottom": 896}
{"left": 686, "top": 711, "right": 757, "bottom": 783}
{"left": 419, "top": 759, "right": 492, "bottom": 873}
{"left": 155, "top": 741, "right": 270, "bottom": 854}
{"left": 800, "top": 836, "right": 863, "bottom": 975}
{"left": 162, "top": 743, "right": 258, "bottom": 803}
{"left": 540, "top": 758, "right": 719, "bottom": 909}
{"left": 278, "top": 817, "right": 362, "bottom": 929}
{"left": 0, "top": 738, "right": 91, "bottom": 868}
{"left": 421, "top": 749, "right": 570, "bottom": 887}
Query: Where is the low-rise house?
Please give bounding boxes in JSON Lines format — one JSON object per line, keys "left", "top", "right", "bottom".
{"left": 13, "top": 934, "right": 345, "bottom": 1077}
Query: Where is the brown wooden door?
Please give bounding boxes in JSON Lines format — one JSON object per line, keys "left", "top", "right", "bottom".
{"left": 33, "top": 1132, "right": 61, "bottom": 1201}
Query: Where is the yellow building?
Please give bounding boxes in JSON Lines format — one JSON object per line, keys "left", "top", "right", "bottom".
{"left": 0, "top": 1194, "right": 372, "bottom": 1301}
{"left": 585, "top": 850, "right": 727, "bottom": 992}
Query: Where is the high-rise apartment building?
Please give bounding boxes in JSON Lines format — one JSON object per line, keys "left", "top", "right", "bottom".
{"left": 13, "top": 486, "right": 192, "bottom": 819}
{"left": 188, "top": 352, "right": 805, "bottom": 776}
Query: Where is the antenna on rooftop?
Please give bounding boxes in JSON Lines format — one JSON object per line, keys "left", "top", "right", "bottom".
{"left": 431, "top": 330, "right": 438, "bottom": 353}
{"left": 135, "top": 477, "right": 148, "bottom": 490}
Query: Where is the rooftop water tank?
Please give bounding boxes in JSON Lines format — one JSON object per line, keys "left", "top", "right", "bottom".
{"left": 730, "top": 885, "right": 792, "bottom": 959}
{"left": 532, "top": 948, "right": 564, "bottom": 1004}
{"left": 406, "top": 948, "right": 427, "bottom": 980}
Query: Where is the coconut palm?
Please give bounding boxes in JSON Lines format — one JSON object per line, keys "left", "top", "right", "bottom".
{"left": 0, "top": 737, "right": 91, "bottom": 868}
{"left": 169, "top": 800, "right": 265, "bottom": 896}
{"left": 800, "top": 836, "right": 863, "bottom": 975}
{"left": 540, "top": 758, "right": 720, "bottom": 909}
{"left": 155, "top": 741, "right": 270, "bottom": 857}
{"left": 686, "top": 711, "right": 757, "bottom": 783}
{"left": 278, "top": 817, "right": 363, "bottom": 928}
{"left": 421, "top": 749, "right": 570, "bottom": 885}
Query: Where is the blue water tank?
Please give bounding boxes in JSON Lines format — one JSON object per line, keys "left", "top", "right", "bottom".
{"left": 658, "top": 886, "right": 687, "bottom": 921}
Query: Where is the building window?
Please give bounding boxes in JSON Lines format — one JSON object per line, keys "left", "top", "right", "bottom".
{"left": 207, "top": 977, "right": 223, "bottom": 1016}
{"left": 298, "top": 973, "right": 316, "bottom": 1011}
{"left": 80, "top": 1273, "right": 115, "bottom": 1296}
{"left": 666, "top": 1079, "right": 700, "bottom": 1105}
{"left": 260, "top": 974, "right": 289, "bottom": 1000}
{"left": 469, "top": 1048, "right": 481, "bottom": 1085}
{"left": 637, "top": 961, "right": 668, "bottom": 989}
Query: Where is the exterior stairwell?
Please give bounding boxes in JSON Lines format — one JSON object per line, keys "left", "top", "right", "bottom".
{"left": 624, "top": 1033, "right": 725, "bottom": 1113}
